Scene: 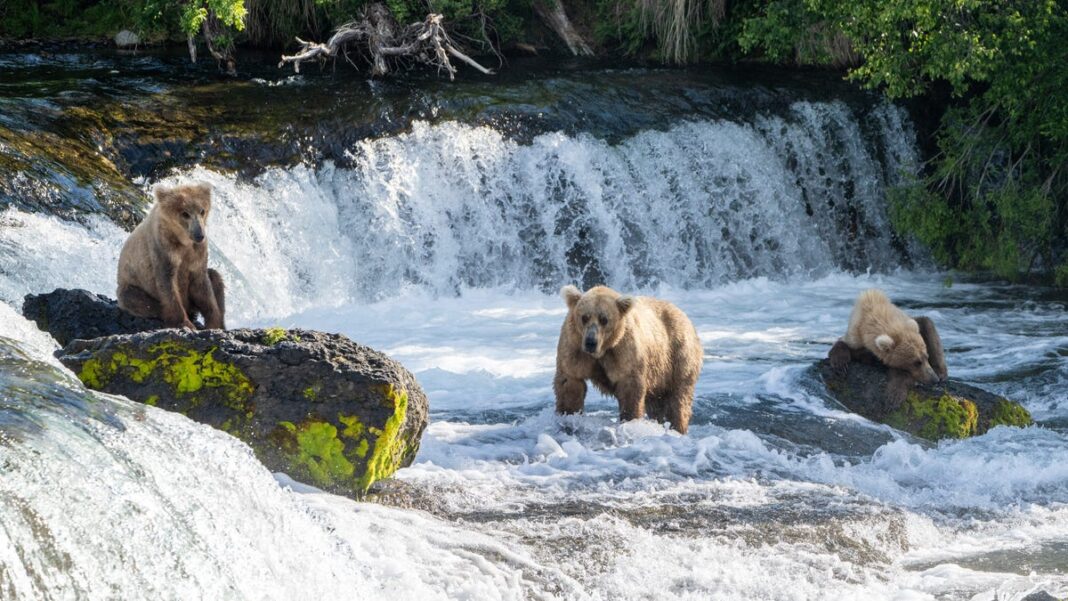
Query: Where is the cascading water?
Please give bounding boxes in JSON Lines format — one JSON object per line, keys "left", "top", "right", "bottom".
{"left": 1, "top": 58, "right": 1066, "bottom": 600}
{"left": 197, "top": 101, "right": 919, "bottom": 312}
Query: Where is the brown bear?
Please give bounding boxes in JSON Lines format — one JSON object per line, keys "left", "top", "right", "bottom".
{"left": 829, "top": 289, "right": 946, "bottom": 384}
{"left": 553, "top": 285, "right": 703, "bottom": 434}
{"left": 117, "top": 183, "right": 226, "bottom": 330}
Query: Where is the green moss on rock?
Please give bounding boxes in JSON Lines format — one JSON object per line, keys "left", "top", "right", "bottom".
{"left": 357, "top": 385, "right": 410, "bottom": 492}
{"left": 262, "top": 327, "right": 289, "bottom": 346}
{"left": 278, "top": 420, "right": 356, "bottom": 488}
{"left": 75, "top": 341, "right": 253, "bottom": 411}
{"left": 886, "top": 392, "right": 978, "bottom": 440}
{"left": 989, "top": 399, "right": 1033, "bottom": 428}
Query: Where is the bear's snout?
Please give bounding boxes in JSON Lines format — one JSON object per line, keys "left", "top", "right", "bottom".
{"left": 921, "top": 363, "right": 940, "bottom": 384}
{"left": 189, "top": 219, "right": 206, "bottom": 243}
{"left": 583, "top": 327, "right": 598, "bottom": 354}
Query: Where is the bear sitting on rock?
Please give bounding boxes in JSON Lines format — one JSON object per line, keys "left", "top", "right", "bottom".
{"left": 553, "top": 285, "right": 703, "bottom": 434}
{"left": 116, "top": 183, "right": 226, "bottom": 331}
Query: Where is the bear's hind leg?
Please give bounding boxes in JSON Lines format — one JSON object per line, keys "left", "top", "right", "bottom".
{"left": 189, "top": 269, "right": 226, "bottom": 330}
{"left": 663, "top": 384, "right": 694, "bottom": 434}
{"left": 208, "top": 269, "right": 226, "bottom": 318}
{"left": 118, "top": 284, "right": 162, "bottom": 320}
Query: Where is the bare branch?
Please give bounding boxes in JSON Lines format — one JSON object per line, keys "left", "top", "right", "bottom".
{"left": 278, "top": 4, "right": 494, "bottom": 79}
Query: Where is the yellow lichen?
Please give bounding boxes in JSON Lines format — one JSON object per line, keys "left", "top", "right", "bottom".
{"left": 357, "top": 385, "right": 410, "bottom": 492}
{"left": 262, "top": 327, "right": 288, "bottom": 346}
{"left": 989, "top": 399, "right": 1033, "bottom": 428}
{"left": 283, "top": 420, "right": 355, "bottom": 488}
{"left": 338, "top": 413, "right": 365, "bottom": 439}
{"left": 74, "top": 341, "right": 253, "bottom": 411}
{"left": 886, "top": 392, "right": 978, "bottom": 440}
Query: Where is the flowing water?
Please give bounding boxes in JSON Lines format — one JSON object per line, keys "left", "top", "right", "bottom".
{"left": 0, "top": 51, "right": 1066, "bottom": 600}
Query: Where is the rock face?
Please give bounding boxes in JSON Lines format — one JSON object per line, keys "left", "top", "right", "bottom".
{"left": 114, "top": 30, "right": 140, "bottom": 48}
{"left": 23, "top": 289, "right": 164, "bottom": 347}
{"left": 814, "top": 359, "right": 1032, "bottom": 441}
{"left": 56, "top": 327, "right": 428, "bottom": 497}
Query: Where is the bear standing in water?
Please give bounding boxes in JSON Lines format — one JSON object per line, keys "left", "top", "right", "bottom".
{"left": 553, "top": 285, "right": 703, "bottom": 434}
{"left": 117, "top": 183, "right": 226, "bottom": 330}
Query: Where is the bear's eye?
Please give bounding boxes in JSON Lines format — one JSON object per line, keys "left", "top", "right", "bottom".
{"left": 181, "top": 211, "right": 191, "bottom": 219}
{"left": 598, "top": 315, "right": 608, "bottom": 326}
{"left": 200, "top": 209, "right": 206, "bottom": 216}
{"left": 913, "top": 360, "right": 922, "bottom": 367}
{"left": 580, "top": 314, "right": 589, "bottom": 324}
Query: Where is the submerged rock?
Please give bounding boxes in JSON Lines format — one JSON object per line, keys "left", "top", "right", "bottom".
{"left": 56, "top": 328, "right": 428, "bottom": 497}
{"left": 813, "top": 359, "right": 1032, "bottom": 441}
{"left": 23, "top": 288, "right": 163, "bottom": 347}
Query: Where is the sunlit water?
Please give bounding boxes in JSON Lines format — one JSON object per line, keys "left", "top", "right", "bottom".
{"left": 1, "top": 101, "right": 1066, "bottom": 600}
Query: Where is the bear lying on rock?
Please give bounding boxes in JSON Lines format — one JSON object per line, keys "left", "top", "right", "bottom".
{"left": 553, "top": 285, "right": 703, "bottom": 433}
{"left": 829, "top": 289, "right": 948, "bottom": 411}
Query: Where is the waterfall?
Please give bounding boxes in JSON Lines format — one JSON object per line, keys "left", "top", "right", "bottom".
{"left": 1, "top": 100, "right": 918, "bottom": 322}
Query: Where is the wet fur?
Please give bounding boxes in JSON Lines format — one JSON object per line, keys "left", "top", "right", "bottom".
{"left": 117, "top": 184, "right": 226, "bottom": 330}
{"left": 839, "top": 289, "right": 939, "bottom": 383}
{"left": 829, "top": 290, "right": 948, "bottom": 410}
{"left": 553, "top": 285, "right": 703, "bottom": 434}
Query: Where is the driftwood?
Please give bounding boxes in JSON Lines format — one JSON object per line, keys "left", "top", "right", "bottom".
{"left": 532, "top": 0, "right": 593, "bottom": 56}
{"left": 278, "top": 3, "right": 494, "bottom": 80}
{"left": 186, "top": 11, "right": 238, "bottom": 76}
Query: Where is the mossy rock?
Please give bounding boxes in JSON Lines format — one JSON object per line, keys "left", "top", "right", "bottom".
{"left": 813, "top": 360, "right": 1032, "bottom": 441}
{"left": 57, "top": 328, "right": 428, "bottom": 498}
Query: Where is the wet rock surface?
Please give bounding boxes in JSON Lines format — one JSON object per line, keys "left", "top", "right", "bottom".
{"left": 55, "top": 327, "right": 429, "bottom": 498}
{"left": 22, "top": 288, "right": 163, "bottom": 347}
{"left": 811, "top": 359, "right": 1033, "bottom": 441}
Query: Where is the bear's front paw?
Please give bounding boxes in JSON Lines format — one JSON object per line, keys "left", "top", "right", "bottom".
{"left": 828, "top": 340, "right": 852, "bottom": 373}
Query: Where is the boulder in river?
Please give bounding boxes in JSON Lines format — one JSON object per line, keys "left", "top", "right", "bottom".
{"left": 114, "top": 30, "right": 140, "bottom": 48}
{"left": 813, "top": 358, "right": 1032, "bottom": 441}
{"left": 54, "top": 326, "right": 428, "bottom": 498}
{"left": 23, "top": 288, "right": 164, "bottom": 347}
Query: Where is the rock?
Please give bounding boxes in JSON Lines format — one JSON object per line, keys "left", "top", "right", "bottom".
{"left": 57, "top": 328, "right": 428, "bottom": 497}
{"left": 23, "top": 288, "right": 164, "bottom": 347}
{"left": 813, "top": 359, "right": 1033, "bottom": 441}
{"left": 114, "top": 30, "right": 140, "bottom": 48}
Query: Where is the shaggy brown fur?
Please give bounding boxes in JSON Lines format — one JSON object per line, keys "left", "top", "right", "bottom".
{"left": 117, "top": 184, "right": 225, "bottom": 330}
{"left": 553, "top": 285, "right": 703, "bottom": 434}
{"left": 833, "top": 289, "right": 942, "bottom": 383}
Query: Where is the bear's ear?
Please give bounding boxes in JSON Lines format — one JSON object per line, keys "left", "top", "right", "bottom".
{"left": 560, "top": 285, "right": 582, "bottom": 309}
{"left": 153, "top": 185, "right": 176, "bottom": 204}
{"left": 616, "top": 295, "right": 635, "bottom": 315}
{"left": 874, "top": 334, "right": 895, "bottom": 352}
{"left": 907, "top": 318, "right": 920, "bottom": 332}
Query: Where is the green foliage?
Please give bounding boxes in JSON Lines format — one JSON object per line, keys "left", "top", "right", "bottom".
{"left": 740, "top": 0, "right": 857, "bottom": 66}
{"left": 179, "top": 0, "right": 245, "bottom": 35}
{"left": 1056, "top": 263, "right": 1068, "bottom": 288}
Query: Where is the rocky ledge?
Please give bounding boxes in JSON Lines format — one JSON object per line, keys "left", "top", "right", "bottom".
{"left": 24, "top": 288, "right": 428, "bottom": 497}
{"left": 813, "top": 359, "right": 1032, "bottom": 441}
